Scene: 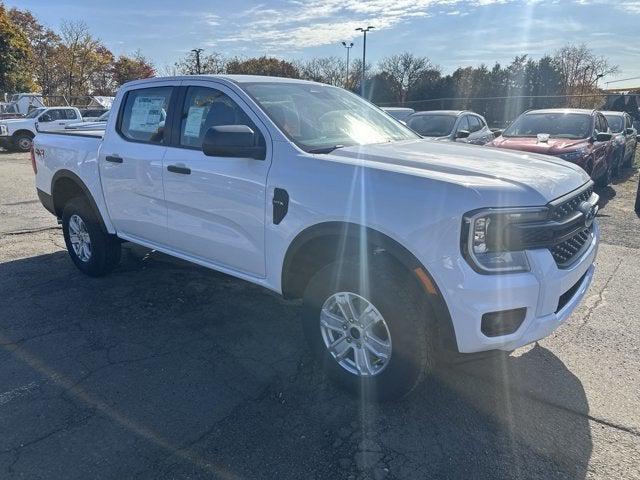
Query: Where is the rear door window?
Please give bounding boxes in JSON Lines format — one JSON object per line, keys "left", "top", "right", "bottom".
{"left": 457, "top": 115, "right": 470, "bottom": 132}
{"left": 119, "top": 87, "right": 173, "bottom": 144}
{"left": 468, "top": 116, "right": 482, "bottom": 133}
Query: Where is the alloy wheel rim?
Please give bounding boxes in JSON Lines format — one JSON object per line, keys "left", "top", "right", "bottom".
{"left": 18, "top": 138, "right": 31, "bottom": 150}
{"left": 68, "top": 214, "right": 92, "bottom": 262}
{"left": 319, "top": 292, "right": 392, "bottom": 377}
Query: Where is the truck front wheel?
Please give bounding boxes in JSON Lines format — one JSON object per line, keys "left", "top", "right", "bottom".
{"left": 302, "top": 257, "right": 434, "bottom": 401}
{"left": 62, "top": 197, "right": 121, "bottom": 277}
{"left": 13, "top": 134, "right": 33, "bottom": 153}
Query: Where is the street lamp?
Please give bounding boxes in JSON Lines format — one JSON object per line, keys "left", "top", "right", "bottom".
{"left": 191, "top": 48, "right": 204, "bottom": 75}
{"left": 341, "top": 41, "right": 354, "bottom": 89}
{"left": 355, "top": 26, "right": 374, "bottom": 97}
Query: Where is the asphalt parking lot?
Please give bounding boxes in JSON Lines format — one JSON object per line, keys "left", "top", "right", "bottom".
{"left": 1, "top": 150, "right": 639, "bottom": 480}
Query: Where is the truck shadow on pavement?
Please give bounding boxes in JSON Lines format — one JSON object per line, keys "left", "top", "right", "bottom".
{"left": 0, "top": 246, "right": 591, "bottom": 480}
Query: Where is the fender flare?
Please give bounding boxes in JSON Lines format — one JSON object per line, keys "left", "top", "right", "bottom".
{"left": 51, "top": 169, "right": 109, "bottom": 233}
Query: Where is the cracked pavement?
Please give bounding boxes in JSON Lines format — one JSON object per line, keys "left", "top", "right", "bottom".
{"left": 0, "top": 150, "right": 639, "bottom": 479}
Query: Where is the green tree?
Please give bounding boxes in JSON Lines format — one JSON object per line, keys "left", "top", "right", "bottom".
{"left": 226, "top": 56, "right": 299, "bottom": 78}
{"left": 0, "top": 4, "right": 34, "bottom": 93}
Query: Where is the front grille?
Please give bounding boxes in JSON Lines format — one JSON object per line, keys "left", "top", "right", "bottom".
{"left": 550, "top": 227, "right": 592, "bottom": 267}
{"left": 550, "top": 185, "right": 594, "bottom": 221}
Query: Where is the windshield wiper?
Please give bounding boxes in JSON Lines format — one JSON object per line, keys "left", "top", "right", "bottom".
{"left": 307, "top": 145, "right": 344, "bottom": 154}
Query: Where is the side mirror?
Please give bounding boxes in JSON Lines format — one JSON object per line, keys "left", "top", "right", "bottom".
{"left": 39, "top": 114, "right": 52, "bottom": 122}
{"left": 455, "top": 130, "right": 470, "bottom": 139}
{"left": 491, "top": 129, "right": 502, "bottom": 137}
{"left": 202, "top": 125, "right": 265, "bottom": 160}
{"left": 595, "top": 132, "right": 612, "bottom": 142}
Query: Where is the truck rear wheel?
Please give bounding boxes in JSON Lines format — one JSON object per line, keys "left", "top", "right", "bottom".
{"left": 302, "top": 256, "right": 433, "bottom": 401}
{"left": 62, "top": 197, "right": 121, "bottom": 277}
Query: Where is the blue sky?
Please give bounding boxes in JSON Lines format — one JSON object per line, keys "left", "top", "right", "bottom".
{"left": 8, "top": 0, "right": 640, "bottom": 87}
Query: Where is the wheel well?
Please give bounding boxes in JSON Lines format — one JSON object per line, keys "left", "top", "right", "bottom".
{"left": 13, "top": 129, "right": 35, "bottom": 139}
{"left": 51, "top": 171, "right": 107, "bottom": 232}
{"left": 281, "top": 222, "right": 457, "bottom": 350}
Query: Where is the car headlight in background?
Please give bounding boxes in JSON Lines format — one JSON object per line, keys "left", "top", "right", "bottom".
{"left": 558, "top": 148, "right": 588, "bottom": 161}
{"left": 462, "top": 207, "right": 549, "bottom": 274}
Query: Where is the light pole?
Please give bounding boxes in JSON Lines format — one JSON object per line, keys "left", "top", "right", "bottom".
{"left": 341, "top": 42, "right": 354, "bottom": 89}
{"left": 191, "top": 48, "right": 204, "bottom": 74}
{"left": 355, "top": 26, "right": 374, "bottom": 97}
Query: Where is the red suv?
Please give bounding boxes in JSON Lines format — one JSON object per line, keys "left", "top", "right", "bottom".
{"left": 488, "top": 109, "right": 614, "bottom": 186}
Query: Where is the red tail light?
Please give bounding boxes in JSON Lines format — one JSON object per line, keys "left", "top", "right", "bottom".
{"left": 30, "top": 146, "right": 37, "bottom": 174}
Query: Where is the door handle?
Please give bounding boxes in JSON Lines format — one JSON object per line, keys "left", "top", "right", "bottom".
{"left": 167, "top": 165, "right": 191, "bottom": 175}
{"left": 105, "top": 155, "right": 123, "bottom": 164}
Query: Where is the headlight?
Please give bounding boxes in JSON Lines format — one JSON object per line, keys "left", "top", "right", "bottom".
{"left": 614, "top": 135, "right": 626, "bottom": 145}
{"left": 462, "top": 207, "right": 549, "bottom": 274}
{"left": 558, "top": 149, "right": 588, "bottom": 161}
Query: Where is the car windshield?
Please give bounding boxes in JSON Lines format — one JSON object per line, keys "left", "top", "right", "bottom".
{"left": 26, "top": 108, "right": 45, "bottom": 119}
{"left": 503, "top": 112, "right": 592, "bottom": 139}
{"left": 241, "top": 82, "right": 419, "bottom": 152}
{"left": 407, "top": 114, "right": 457, "bottom": 137}
{"left": 604, "top": 115, "right": 624, "bottom": 133}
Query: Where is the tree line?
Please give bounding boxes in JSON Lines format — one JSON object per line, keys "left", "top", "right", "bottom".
{"left": 1, "top": 3, "right": 618, "bottom": 125}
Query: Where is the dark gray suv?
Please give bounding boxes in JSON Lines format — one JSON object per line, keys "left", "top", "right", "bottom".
{"left": 406, "top": 110, "right": 495, "bottom": 145}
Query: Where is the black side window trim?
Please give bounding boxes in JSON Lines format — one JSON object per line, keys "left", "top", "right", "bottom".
{"left": 116, "top": 86, "right": 177, "bottom": 146}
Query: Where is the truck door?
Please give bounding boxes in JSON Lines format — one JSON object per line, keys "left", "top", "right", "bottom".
{"left": 36, "top": 109, "right": 72, "bottom": 132}
{"left": 99, "top": 83, "right": 176, "bottom": 245}
{"left": 162, "top": 82, "right": 271, "bottom": 278}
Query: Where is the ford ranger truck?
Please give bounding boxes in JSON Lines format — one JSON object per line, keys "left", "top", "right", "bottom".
{"left": 32, "top": 76, "right": 599, "bottom": 400}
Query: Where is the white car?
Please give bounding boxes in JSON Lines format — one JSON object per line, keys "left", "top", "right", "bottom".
{"left": 32, "top": 76, "right": 599, "bottom": 399}
{"left": 0, "top": 106, "right": 82, "bottom": 152}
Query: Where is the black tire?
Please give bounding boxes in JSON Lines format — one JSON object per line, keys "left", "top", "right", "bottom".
{"left": 595, "top": 161, "right": 611, "bottom": 188}
{"left": 302, "top": 256, "right": 433, "bottom": 401}
{"left": 13, "top": 134, "right": 33, "bottom": 153}
{"left": 62, "top": 197, "right": 121, "bottom": 277}
{"left": 614, "top": 148, "right": 624, "bottom": 178}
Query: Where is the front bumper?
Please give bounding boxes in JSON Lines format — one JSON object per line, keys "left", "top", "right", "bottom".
{"left": 436, "top": 222, "right": 599, "bottom": 353}
{"left": 0, "top": 136, "right": 12, "bottom": 148}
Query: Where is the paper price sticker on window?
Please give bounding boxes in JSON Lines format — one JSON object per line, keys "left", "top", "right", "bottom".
{"left": 184, "top": 107, "right": 206, "bottom": 138}
{"left": 129, "top": 96, "right": 165, "bottom": 132}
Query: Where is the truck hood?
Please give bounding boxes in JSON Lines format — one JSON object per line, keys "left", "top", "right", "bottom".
{"left": 325, "top": 139, "right": 590, "bottom": 203}
{"left": 489, "top": 136, "right": 589, "bottom": 155}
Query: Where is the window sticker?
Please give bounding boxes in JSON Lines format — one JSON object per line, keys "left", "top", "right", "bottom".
{"left": 184, "top": 106, "right": 206, "bottom": 138}
{"left": 129, "top": 96, "right": 165, "bottom": 132}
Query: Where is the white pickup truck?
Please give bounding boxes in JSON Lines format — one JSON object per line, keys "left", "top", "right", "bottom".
{"left": 33, "top": 75, "right": 599, "bottom": 399}
{"left": 0, "top": 106, "right": 82, "bottom": 152}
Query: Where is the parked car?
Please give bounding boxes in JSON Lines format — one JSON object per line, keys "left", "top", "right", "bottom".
{"left": 406, "top": 110, "right": 495, "bottom": 145}
{"left": 381, "top": 107, "right": 414, "bottom": 122}
{"left": 488, "top": 108, "right": 614, "bottom": 186}
{"left": 0, "top": 106, "right": 82, "bottom": 152}
{"left": 33, "top": 76, "right": 599, "bottom": 399}
{"left": 602, "top": 111, "right": 638, "bottom": 175}
{"left": 66, "top": 111, "right": 110, "bottom": 131}
{"left": 79, "top": 108, "right": 108, "bottom": 122}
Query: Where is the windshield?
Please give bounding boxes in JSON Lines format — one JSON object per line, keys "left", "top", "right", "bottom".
{"left": 604, "top": 115, "right": 624, "bottom": 133}
{"left": 503, "top": 112, "right": 592, "bottom": 139}
{"left": 407, "top": 114, "right": 456, "bottom": 137}
{"left": 242, "top": 82, "right": 419, "bottom": 152}
{"left": 26, "top": 108, "right": 45, "bottom": 119}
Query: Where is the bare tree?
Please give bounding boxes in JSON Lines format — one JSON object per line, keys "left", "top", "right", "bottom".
{"left": 378, "top": 52, "right": 434, "bottom": 104}
{"left": 298, "top": 57, "right": 345, "bottom": 86}
{"left": 175, "top": 50, "right": 226, "bottom": 75}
